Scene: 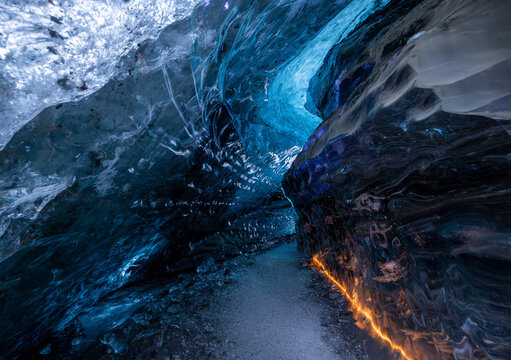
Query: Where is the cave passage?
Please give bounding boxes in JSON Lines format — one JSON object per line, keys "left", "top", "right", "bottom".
{"left": 1, "top": 0, "right": 511, "bottom": 359}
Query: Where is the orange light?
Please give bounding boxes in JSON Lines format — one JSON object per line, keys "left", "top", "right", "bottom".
{"left": 311, "top": 255, "right": 414, "bottom": 360}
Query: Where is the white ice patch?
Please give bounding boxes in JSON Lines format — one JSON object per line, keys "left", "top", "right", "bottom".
{"left": 0, "top": 0, "right": 202, "bottom": 150}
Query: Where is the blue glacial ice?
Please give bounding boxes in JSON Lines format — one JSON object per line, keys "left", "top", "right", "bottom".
{"left": 0, "top": 0, "right": 510, "bottom": 358}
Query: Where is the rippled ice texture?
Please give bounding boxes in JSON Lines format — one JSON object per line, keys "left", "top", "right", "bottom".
{"left": 0, "top": 0, "right": 200, "bottom": 149}
{"left": 284, "top": 0, "right": 511, "bottom": 358}
{"left": 2, "top": 0, "right": 510, "bottom": 358}
{"left": 0, "top": 0, "right": 365, "bottom": 357}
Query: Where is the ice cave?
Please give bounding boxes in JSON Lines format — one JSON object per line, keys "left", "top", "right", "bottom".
{"left": 0, "top": 0, "right": 510, "bottom": 359}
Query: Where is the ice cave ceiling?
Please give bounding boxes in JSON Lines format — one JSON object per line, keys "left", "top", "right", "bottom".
{"left": 0, "top": 0, "right": 510, "bottom": 359}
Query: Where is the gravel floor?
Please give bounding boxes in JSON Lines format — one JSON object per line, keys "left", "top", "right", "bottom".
{"left": 202, "top": 242, "right": 394, "bottom": 360}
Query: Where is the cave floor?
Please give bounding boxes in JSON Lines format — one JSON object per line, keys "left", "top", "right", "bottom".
{"left": 202, "top": 243, "right": 393, "bottom": 360}
{"left": 67, "top": 241, "right": 394, "bottom": 359}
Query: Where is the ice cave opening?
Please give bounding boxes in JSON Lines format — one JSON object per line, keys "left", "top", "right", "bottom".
{"left": 0, "top": 0, "right": 511, "bottom": 359}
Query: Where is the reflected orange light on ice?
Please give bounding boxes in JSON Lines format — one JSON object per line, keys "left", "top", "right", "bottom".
{"left": 311, "top": 255, "right": 414, "bottom": 360}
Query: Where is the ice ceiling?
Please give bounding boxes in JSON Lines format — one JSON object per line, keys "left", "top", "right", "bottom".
{"left": 1, "top": 0, "right": 510, "bottom": 358}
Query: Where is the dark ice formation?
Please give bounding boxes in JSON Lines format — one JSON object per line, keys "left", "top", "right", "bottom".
{"left": 0, "top": 0, "right": 510, "bottom": 358}
{"left": 0, "top": 0, "right": 352, "bottom": 357}
{"left": 284, "top": 0, "right": 511, "bottom": 359}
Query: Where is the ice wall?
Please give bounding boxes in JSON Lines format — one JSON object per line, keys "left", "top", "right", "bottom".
{"left": 284, "top": 0, "right": 511, "bottom": 358}
{"left": 0, "top": 0, "right": 369, "bottom": 356}
{"left": 1, "top": 0, "right": 510, "bottom": 357}
{"left": 260, "top": 0, "right": 390, "bottom": 145}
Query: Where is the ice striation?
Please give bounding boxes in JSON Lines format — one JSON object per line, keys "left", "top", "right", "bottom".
{"left": 0, "top": 0, "right": 510, "bottom": 358}
{"left": 0, "top": 0, "right": 358, "bottom": 357}
{"left": 284, "top": 0, "right": 511, "bottom": 359}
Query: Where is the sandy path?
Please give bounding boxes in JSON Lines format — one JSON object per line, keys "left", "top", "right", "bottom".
{"left": 206, "top": 243, "right": 390, "bottom": 360}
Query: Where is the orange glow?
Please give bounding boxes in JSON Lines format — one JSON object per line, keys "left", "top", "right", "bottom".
{"left": 311, "top": 255, "right": 414, "bottom": 360}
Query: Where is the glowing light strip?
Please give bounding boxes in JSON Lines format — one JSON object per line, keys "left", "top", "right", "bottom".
{"left": 311, "top": 255, "right": 414, "bottom": 360}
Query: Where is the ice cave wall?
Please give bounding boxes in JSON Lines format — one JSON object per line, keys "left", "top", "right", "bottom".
{"left": 283, "top": 0, "right": 511, "bottom": 358}
{"left": 0, "top": 0, "right": 366, "bottom": 356}
{"left": 0, "top": 0, "right": 510, "bottom": 358}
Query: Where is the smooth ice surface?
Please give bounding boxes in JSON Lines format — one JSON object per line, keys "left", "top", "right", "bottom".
{"left": 260, "top": 0, "right": 390, "bottom": 144}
